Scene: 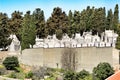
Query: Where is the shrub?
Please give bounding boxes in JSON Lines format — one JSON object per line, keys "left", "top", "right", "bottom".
{"left": 9, "top": 72, "right": 17, "bottom": 78}
{"left": 63, "top": 70, "right": 76, "bottom": 80}
{"left": 63, "top": 70, "right": 90, "bottom": 80}
{"left": 93, "top": 62, "right": 114, "bottom": 80}
{"left": 3, "top": 56, "right": 19, "bottom": 70}
{"left": 32, "top": 66, "right": 47, "bottom": 80}
{"left": 76, "top": 69, "right": 89, "bottom": 79}
{"left": 25, "top": 71, "right": 33, "bottom": 78}
{"left": 83, "top": 75, "right": 93, "bottom": 80}
{"left": 9, "top": 72, "right": 25, "bottom": 79}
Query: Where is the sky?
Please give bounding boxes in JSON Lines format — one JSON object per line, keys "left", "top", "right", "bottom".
{"left": 0, "top": 0, "right": 120, "bottom": 19}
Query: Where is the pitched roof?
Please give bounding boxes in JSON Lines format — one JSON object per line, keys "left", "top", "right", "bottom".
{"left": 106, "top": 70, "right": 120, "bottom": 80}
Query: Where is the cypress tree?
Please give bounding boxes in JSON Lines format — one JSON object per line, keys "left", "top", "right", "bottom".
{"left": 113, "top": 4, "right": 119, "bottom": 31}
{"left": 21, "top": 11, "right": 36, "bottom": 50}
{"left": 33, "top": 8, "right": 46, "bottom": 38}
{"left": 68, "top": 10, "right": 74, "bottom": 38}
{"left": 106, "top": 9, "right": 113, "bottom": 30}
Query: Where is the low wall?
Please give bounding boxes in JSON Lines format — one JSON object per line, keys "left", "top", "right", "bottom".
{"left": 19, "top": 47, "right": 117, "bottom": 72}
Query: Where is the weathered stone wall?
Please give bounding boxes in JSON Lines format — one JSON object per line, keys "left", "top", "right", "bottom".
{"left": 19, "top": 48, "right": 44, "bottom": 66}
{"left": 76, "top": 47, "right": 113, "bottom": 72}
{"left": 19, "top": 47, "right": 118, "bottom": 72}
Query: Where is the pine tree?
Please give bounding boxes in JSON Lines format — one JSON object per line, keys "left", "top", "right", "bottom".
{"left": 9, "top": 11, "right": 23, "bottom": 34}
{"left": 8, "top": 11, "right": 23, "bottom": 41}
{"left": 46, "top": 7, "right": 68, "bottom": 36}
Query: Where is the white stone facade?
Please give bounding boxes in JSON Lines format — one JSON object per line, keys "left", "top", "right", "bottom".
{"left": 33, "top": 30, "right": 118, "bottom": 48}
{"left": 8, "top": 30, "right": 118, "bottom": 51}
{"left": 9, "top": 34, "right": 20, "bottom": 51}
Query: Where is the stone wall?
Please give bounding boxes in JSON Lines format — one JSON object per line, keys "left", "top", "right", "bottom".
{"left": 76, "top": 47, "right": 113, "bottom": 72}
{"left": 19, "top": 47, "right": 118, "bottom": 72}
{"left": 19, "top": 48, "right": 44, "bottom": 66}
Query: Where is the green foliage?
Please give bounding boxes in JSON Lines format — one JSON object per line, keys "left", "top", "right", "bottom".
{"left": 0, "top": 13, "right": 12, "bottom": 50}
{"left": 116, "top": 36, "right": 120, "bottom": 49}
{"left": 76, "top": 69, "right": 89, "bottom": 79}
{"left": 106, "top": 9, "right": 113, "bottom": 30}
{"left": 9, "top": 72, "right": 17, "bottom": 78}
{"left": 83, "top": 75, "right": 92, "bottom": 80}
{"left": 9, "top": 11, "right": 23, "bottom": 35}
{"left": 33, "top": 8, "right": 46, "bottom": 38}
{"left": 8, "top": 67, "right": 32, "bottom": 79}
{"left": 63, "top": 70, "right": 90, "bottom": 80}
{"left": 0, "top": 65, "right": 6, "bottom": 75}
{"left": 25, "top": 71, "right": 33, "bottom": 78}
{"left": 113, "top": 4, "right": 119, "bottom": 31}
{"left": 9, "top": 72, "right": 25, "bottom": 79}
{"left": 15, "top": 67, "right": 23, "bottom": 72}
{"left": 63, "top": 70, "right": 76, "bottom": 80}
{"left": 45, "top": 77, "right": 56, "bottom": 80}
{"left": 46, "top": 7, "right": 68, "bottom": 35}
{"left": 21, "top": 11, "right": 36, "bottom": 50}
{"left": 3, "top": 56, "right": 19, "bottom": 70}
{"left": 93, "top": 62, "right": 114, "bottom": 80}
{"left": 56, "top": 29, "right": 63, "bottom": 40}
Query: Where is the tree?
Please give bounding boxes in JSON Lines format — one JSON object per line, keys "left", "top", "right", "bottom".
{"left": 3, "top": 56, "right": 19, "bottom": 70}
{"left": 0, "top": 13, "right": 12, "bottom": 50}
{"left": 92, "top": 7, "right": 106, "bottom": 35}
{"left": 9, "top": 11, "right": 23, "bottom": 34}
{"left": 56, "top": 29, "right": 63, "bottom": 40}
{"left": 8, "top": 11, "right": 23, "bottom": 41}
{"left": 116, "top": 36, "right": 120, "bottom": 49}
{"left": 68, "top": 10, "right": 74, "bottom": 38}
{"left": 73, "top": 11, "right": 81, "bottom": 33}
{"left": 106, "top": 9, "right": 113, "bottom": 30}
{"left": 46, "top": 7, "right": 68, "bottom": 36}
{"left": 21, "top": 11, "right": 36, "bottom": 50}
{"left": 113, "top": 4, "right": 119, "bottom": 31}
{"left": 93, "top": 62, "right": 114, "bottom": 80}
{"left": 33, "top": 8, "right": 46, "bottom": 38}
{"left": 85, "top": 6, "right": 93, "bottom": 31}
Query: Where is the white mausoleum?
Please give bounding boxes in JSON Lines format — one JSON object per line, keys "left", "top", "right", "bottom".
{"left": 8, "top": 30, "right": 118, "bottom": 52}
{"left": 33, "top": 30, "right": 118, "bottom": 48}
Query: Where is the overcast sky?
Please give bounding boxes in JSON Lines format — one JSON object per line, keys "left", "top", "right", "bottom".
{"left": 0, "top": 0, "right": 120, "bottom": 19}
